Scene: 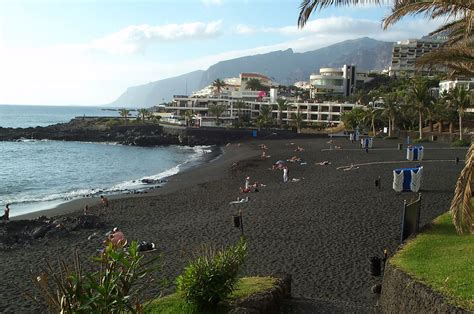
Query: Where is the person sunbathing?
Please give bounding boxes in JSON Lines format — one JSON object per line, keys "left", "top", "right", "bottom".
{"left": 287, "top": 156, "right": 301, "bottom": 163}
{"left": 229, "top": 197, "right": 249, "bottom": 205}
{"left": 261, "top": 151, "right": 271, "bottom": 159}
{"left": 317, "top": 161, "right": 331, "bottom": 166}
{"left": 294, "top": 146, "right": 304, "bottom": 152}
{"left": 343, "top": 164, "right": 359, "bottom": 171}
{"left": 106, "top": 227, "right": 127, "bottom": 248}
{"left": 240, "top": 186, "right": 252, "bottom": 194}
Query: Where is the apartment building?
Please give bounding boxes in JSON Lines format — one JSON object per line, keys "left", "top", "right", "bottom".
{"left": 388, "top": 39, "right": 446, "bottom": 77}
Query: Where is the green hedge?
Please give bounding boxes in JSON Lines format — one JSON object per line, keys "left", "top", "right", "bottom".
{"left": 451, "top": 139, "right": 471, "bottom": 147}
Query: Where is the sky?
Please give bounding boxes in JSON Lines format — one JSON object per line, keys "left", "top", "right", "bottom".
{"left": 0, "top": 0, "right": 445, "bottom": 106}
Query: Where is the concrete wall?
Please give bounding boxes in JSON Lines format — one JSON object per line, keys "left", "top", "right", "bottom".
{"left": 397, "top": 130, "right": 471, "bottom": 143}
{"left": 230, "top": 273, "right": 292, "bottom": 314}
{"left": 380, "top": 262, "right": 471, "bottom": 313}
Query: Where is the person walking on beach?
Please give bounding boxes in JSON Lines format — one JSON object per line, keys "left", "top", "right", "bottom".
{"left": 100, "top": 196, "right": 109, "bottom": 212}
{"left": 84, "top": 204, "right": 89, "bottom": 215}
{"left": 1, "top": 204, "right": 10, "bottom": 221}
{"left": 283, "top": 166, "right": 288, "bottom": 183}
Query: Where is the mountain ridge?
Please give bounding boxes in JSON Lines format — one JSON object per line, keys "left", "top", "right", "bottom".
{"left": 109, "top": 37, "right": 394, "bottom": 107}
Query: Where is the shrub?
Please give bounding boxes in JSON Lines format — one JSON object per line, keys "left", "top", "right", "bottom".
{"left": 105, "top": 118, "right": 122, "bottom": 128}
{"left": 176, "top": 238, "right": 247, "bottom": 308}
{"left": 30, "top": 241, "right": 160, "bottom": 313}
{"left": 413, "top": 138, "right": 430, "bottom": 143}
{"left": 384, "top": 136, "right": 398, "bottom": 140}
{"left": 452, "top": 139, "right": 471, "bottom": 147}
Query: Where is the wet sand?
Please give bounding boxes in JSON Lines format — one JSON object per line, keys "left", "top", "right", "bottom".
{"left": 0, "top": 138, "right": 466, "bottom": 312}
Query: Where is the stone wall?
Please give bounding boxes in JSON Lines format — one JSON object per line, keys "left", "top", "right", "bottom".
{"left": 162, "top": 125, "right": 328, "bottom": 146}
{"left": 380, "top": 262, "right": 471, "bottom": 313}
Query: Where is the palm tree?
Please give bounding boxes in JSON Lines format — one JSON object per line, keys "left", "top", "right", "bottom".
{"left": 447, "top": 86, "right": 471, "bottom": 140}
{"left": 297, "top": 0, "right": 474, "bottom": 76}
{"left": 208, "top": 104, "right": 226, "bottom": 126}
{"left": 246, "top": 78, "right": 264, "bottom": 91}
{"left": 291, "top": 108, "right": 305, "bottom": 134}
{"left": 184, "top": 110, "right": 194, "bottom": 127}
{"left": 363, "top": 106, "right": 380, "bottom": 137}
{"left": 407, "top": 78, "right": 431, "bottom": 139}
{"left": 341, "top": 107, "right": 365, "bottom": 130}
{"left": 450, "top": 143, "right": 473, "bottom": 234}
{"left": 233, "top": 100, "right": 247, "bottom": 127}
{"left": 381, "top": 92, "right": 399, "bottom": 137}
{"left": 118, "top": 108, "right": 130, "bottom": 123}
{"left": 254, "top": 105, "right": 273, "bottom": 130}
{"left": 137, "top": 108, "right": 149, "bottom": 122}
{"left": 276, "top": 98, "right": 288, "bottom": 128}
{"left": 212, "top": 79, "right": 226, "bottom": 95}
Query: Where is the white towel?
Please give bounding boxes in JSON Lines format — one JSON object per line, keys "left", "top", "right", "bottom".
{"left": 393, "top": 170, "right": 404, "bottom": 192}
{"left": 410, "top": 167, "right": 423, "bottom": 192}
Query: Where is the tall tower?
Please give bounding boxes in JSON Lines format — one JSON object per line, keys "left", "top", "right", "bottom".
{"left": 342, "top": 65, "right": 356, "bottom": 97}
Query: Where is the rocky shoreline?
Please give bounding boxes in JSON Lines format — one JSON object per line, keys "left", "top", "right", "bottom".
{"left": 0, "top": 118, "right": 188, "bottom": 146}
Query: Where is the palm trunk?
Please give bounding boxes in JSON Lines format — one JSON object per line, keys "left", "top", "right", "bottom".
{"left": 372, "top": 117, "right": 375, "bottom": 136}
{"left": 429, "top": 119, "right": 433, "bottom": 132}
{"left": 418, "top": 110, "right": 423, "bottom": 139}
{"left": 439, "top": 120, "right": 444, "bottom": 133}
{"left": 278, "top": 110, "right": 282, "bottom": 128}
{"left": 391, "top": 117, "right": 395, "bottom": 132}
{"left": 459, "top": 112, "right": 463, "bottom": 141}
{"left": 388, "top": 118, "right": 392, "bottom": 137}
{"left": 449, "top": 122, "right": 454, "bottom": 133}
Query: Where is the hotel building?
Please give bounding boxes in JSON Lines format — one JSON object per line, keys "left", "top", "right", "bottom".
{"left": 309, "top": 65, "right": 370, "bottom": 98}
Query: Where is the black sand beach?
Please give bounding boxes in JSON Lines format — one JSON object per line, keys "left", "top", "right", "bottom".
{"left": 0, "top": 138, "right": 466, "bottom": 312}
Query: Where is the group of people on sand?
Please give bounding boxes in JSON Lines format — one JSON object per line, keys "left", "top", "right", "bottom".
{"left": 83, "top": 195, "right": 109, "bottom": 216}
{"left": 240, "top": 176, "right": 266, "bottom": 193}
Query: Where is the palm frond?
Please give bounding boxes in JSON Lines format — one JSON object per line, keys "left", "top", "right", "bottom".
{"left": 383, "top": 0, "right": 474, "bottom": 40}
{"left": 416, "top": 45, "right": 474, "bottom": 76}
{"left": 298, "top": 0, "right": 384, "bottom": 28}
{"left": 450, "top": 143, "right": 474, "bottom": 234}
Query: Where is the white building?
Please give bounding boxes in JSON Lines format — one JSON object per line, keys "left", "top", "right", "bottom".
{"left": 192, "top": 73, "right": 275, "bottom": 98}
{"left": 439, "top": 78, "right": 474, "bottom": 94}
{"left": 309, "top": 65, "right": 370, "bottom": 98}
{"left": 167, "top": 93, "right": 358, "bottom": 127}
{"left": 389, "top": 39, "right": 446, "bottom": 77}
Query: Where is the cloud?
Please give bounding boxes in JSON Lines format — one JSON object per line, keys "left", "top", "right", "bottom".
{"left": 234, "top": 16, "right": 444, "bottom": 41}
{"left": 84, "top": 20, "right": 223, "bottom": 54}
{"left": 201, "top": 0, "right": 223, "bottom": 6}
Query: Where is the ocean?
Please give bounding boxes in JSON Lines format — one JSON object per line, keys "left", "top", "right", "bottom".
{"left": 0, "top": 105, "right": 211, "bottom": 217}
